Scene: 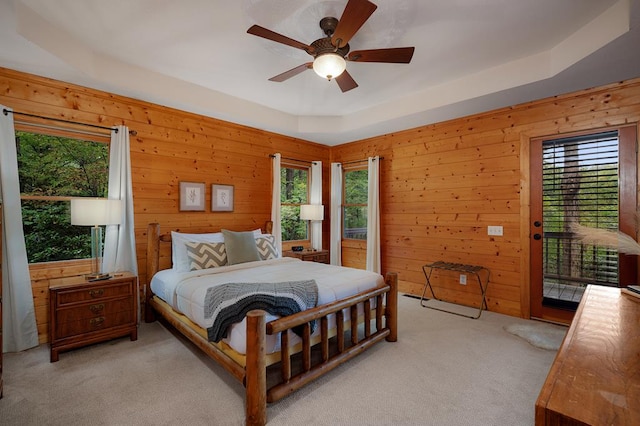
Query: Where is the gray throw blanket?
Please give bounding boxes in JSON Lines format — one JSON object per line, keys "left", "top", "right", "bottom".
{"left": 204, "top": 280, "right": 318, "bottom": 342}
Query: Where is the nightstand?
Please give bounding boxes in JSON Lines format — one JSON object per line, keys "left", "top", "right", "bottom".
{"left": 283, "top": 249, "right": 330, "bottom": 264}
{"left": 49, "top": 272, "right": 138, "bottom": 362}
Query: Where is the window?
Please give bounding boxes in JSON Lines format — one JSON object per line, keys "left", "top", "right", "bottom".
{"left": 280, "top": 165, "right": 309, "bottom": 241}
{"left": 16, "top": 130, "right": 109, "bottom": 263}
{"left": 542, "top": 131, "right": 620, "bottom": 287}
{"left": 343, "top": 168, "right": 368, "bottom": 240}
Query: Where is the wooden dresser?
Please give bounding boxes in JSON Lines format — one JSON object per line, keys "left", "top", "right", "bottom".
{"left": 535, "top": 285, "right": 640, "bottom": 425}
{"left": 49, "top": 272, "right": 138, "bottom": 362}
{"left": 283, "top": 249, "right": 329, "bottom": 264}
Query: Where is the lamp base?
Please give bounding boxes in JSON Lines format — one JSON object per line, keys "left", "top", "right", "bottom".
{"left": 85, "top": 272, "right": 111, "bottom": 281}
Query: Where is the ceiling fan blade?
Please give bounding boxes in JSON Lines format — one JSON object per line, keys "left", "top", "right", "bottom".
{"left": 268, "top": 63, "right": 313, "bottom": 82}
{"left": 247, "top": 25, "right": 312, "bottom": 53}
{"left": 335, "top": 70, "right": 358, "bottom": 92}
{"left": 347, "top": 47, "right": 415, "bottom": 63}
{"left": 331, "top": 0, "right": 377, "bottom": 48}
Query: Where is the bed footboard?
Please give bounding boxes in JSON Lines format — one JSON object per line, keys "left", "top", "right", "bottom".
{"left": 245, "top": 271, "right": 398, "bottom": 426}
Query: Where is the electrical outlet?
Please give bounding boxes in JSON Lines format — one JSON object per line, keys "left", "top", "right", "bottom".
{"left": 459, "top": 274, "right": 467, "bottom": 285}
{"left": 488, "top": 225, "right": 503, "bottom": 236}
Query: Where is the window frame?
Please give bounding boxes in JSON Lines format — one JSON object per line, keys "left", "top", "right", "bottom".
{"left": 342, "top": 166, "right": 368, "bottom": 241}
{"left": 280, "top": 162, "right": 311, "bottom": 242}
{"left": 14, "top": 122, "right": 111, "bottom": 264}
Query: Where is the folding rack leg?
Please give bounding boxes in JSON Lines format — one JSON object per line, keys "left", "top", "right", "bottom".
{"left": 420, "top": 266, "right": 436, "bottom": 307}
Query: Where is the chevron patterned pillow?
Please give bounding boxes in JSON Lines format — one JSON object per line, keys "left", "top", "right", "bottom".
{"left": 185, "top": 241, "right": 228, "bottom": 270}
{"left": 256, "top": 235, "right": 278, "bottom": 260}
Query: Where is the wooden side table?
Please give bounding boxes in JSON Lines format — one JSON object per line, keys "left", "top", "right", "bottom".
{"left": 283, "top": 249, "right": 329, "bottom": 264}
{"left": 49, "top": 272, "right": 138, "bottom": 362}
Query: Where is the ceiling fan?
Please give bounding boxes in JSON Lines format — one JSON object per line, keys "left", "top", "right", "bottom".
{"left": 246, "top": 0, "right": 415, "bottom": 93}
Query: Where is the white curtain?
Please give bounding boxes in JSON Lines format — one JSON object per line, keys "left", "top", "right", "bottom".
{"left": 330, "top": 163, "right": 342, "bottom": 266}
{"left": 270, "top": 153, "right": 282, "bottom": 255}
{"left": 309, "top": 161, "right": 323, "bottom": 250}
{"left": 103, "top": 125, "right": 138, "bottom": 275}
{"left": 1, "top": 106, "right": 39, "bottom": 352}
{"left": 366, "top": 156, "right": 381, "bottom": 273}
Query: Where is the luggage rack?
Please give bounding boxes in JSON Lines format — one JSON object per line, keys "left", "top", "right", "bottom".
{"left": 420, "top": 261, "right": 490, "bottom": 319}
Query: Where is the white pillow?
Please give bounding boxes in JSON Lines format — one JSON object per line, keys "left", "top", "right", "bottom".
{"left": 171, "top": 228, "right": 263, "bottom": 272}
{"left": 171, "top": 231, "right": 224, "bottom": 272}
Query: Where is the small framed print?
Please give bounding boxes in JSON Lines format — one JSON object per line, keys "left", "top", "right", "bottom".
{"left": 179, "top": 181, "right": 205, "bottom": 211}
{"left": 212, "top": 184, "right": 234, "bottom": 212}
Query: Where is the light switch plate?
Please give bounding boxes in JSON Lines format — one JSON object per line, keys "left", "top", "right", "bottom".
{"left": 488, "top": 226, "right": 503, "bottom": 236}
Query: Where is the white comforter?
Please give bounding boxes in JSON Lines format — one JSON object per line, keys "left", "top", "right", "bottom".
{"left": 150, "top": 257, "right": 384, "bottom": 354}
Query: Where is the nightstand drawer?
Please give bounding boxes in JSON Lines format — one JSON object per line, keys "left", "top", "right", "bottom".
{"left": 56, "top": 281, "right": 133, "bottom": 305}
{"left": 55, "top": 298, "right": 133, "bottom": 324}
{"left": 55, "top": 310, "right": 135, "bottom": 339}
{"left": 308, "top": 252, "right": 329, "bottom": 263}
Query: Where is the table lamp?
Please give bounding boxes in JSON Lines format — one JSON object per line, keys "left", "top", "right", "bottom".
{"left": 71, "top": 198, "right": 122, "bottom": 280}
{"left": 300, "top": 204, "right": 324, "bottom": 251}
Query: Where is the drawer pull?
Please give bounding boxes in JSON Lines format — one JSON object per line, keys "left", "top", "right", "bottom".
{"left": 89, "top": 303, "right": 104, "bottom": 314}
{"left": 90, "top": 317, "right": 105, "bottom": 327}
{"left": 89, "top": 289, "right": 104, "bottom": 298}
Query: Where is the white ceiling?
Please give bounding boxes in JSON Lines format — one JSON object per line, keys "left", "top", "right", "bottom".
{"left": 0, "top": 0, "right": 639, "bottom": 146}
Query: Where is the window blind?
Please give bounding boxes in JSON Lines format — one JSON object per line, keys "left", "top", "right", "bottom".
{"left": 542, "top": 130, "right": 619, "bottom": 286}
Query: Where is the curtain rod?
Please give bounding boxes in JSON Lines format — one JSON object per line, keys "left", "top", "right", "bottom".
{"left": 269, "top": 154, "right": 318, "bottom": 165}
{"left": 341, "top": 156, "right": 384, "bottom": 166}
{"left": 2, "top": 108, "right": 137, "bottom": 136}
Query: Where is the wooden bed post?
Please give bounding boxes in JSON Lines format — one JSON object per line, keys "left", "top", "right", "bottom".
{"left": 245, "top": 310, "right": 267, "bottom": 426}
{"left": 385, "top": 272, "right": 398, "bottom": 342}
{"left": 145, "top": 223, "right": 160, "bottom": 323}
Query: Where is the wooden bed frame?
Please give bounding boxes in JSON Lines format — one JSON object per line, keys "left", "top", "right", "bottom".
{"left": 145, "top": 222, "right": 398, "bottom": 426}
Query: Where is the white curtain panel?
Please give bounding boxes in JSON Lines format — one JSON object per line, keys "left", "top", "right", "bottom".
{"left": 0, "top": 106, "right": 39, "bottom": 352}
{"left": 271, "top": 153, "right": 282, "bottom": 255}
{"left": 366, "top": 156, "right": 381, "bottom": 273}
{"left": 330, "top": 163, "right": 342, "bottom": 266}
{"left": 103, "top": 125, "right": 138, "bottom": 275}
{"left": 310, "top": 161, "right": 322, "bottom": 250}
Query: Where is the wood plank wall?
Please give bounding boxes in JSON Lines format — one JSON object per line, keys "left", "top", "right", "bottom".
{"left": 0, "top": 67, "right": 330, "bottom": 343}
{"left": 332, "top": 78, "right": 640, "bottom": 318}
{"left": 2, "top": 66, "right": 640, "bottom": 342}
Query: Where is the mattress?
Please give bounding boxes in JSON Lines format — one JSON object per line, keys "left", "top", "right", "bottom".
{"left": 150, "top": 257, "right": 384, "bottom": 354}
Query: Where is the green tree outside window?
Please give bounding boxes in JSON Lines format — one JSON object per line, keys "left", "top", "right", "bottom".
{"left": 280, "top": 166, "right": 308, "bottom": 241}
{"left": 344, "top": 168, "right": 367, "bottom": 240}
{"left": 17, "top": 131, "right": 109, "bottom": 263}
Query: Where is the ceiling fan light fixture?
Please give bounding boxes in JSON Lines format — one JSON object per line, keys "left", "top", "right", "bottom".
{"left": 313, "top": 53, "right": 346, "bottom": 81}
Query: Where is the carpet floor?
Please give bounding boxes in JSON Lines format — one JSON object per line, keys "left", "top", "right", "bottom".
{"left": 0, "top": 295, "right": 566, "bottom": 425}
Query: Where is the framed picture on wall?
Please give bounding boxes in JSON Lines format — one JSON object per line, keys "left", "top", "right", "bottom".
{"left": 212, "top": 184, "right": 234, "bottom": 212}
{"left": 179, "top": 181, "right": 205, "bottom": 211}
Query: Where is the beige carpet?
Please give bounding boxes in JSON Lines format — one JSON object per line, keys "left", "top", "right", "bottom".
{"left": 0, "top": 295, "right": 565, "bottom": 425}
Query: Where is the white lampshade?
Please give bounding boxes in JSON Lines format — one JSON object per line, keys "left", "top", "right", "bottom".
{"left": 300, "top": 204, "right": 324, "bottom": 221}
{"left": 71, "top": 198, "right": 122, "bottom": 226}
{"left": 313, "top": 53, "right": 346, "bottom": 80}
